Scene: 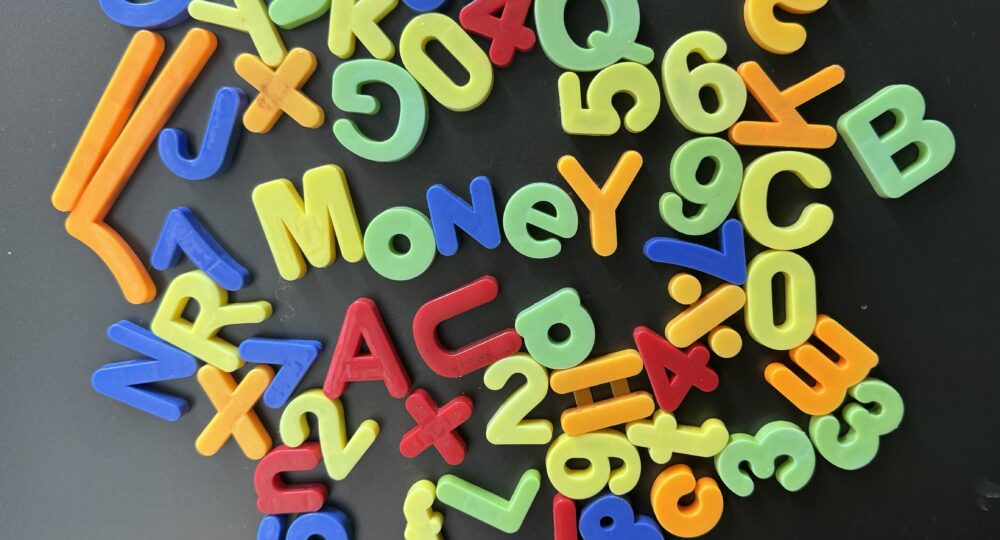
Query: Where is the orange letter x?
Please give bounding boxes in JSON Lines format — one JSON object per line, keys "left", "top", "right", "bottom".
{"left": 729, "top": 62, "right": 845, "bottom": 149}
{"left": 236, "top": 48, "right": 325, "bottom": 133}
{"left": 51, "top": 29, "right": 216, "bottom": 304}
{"left": 196, "top": 365, "right": 274, "bottom": 460}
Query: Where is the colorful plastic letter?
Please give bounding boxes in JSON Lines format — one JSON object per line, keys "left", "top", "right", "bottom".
{"left": 579, "top": 494, "right": 662, "bottom": 540}
{"left": 766, "top": 315, "right": 879, "bottom": 415}
{"left": 151, "top": 270, "right": 272, "bottom": 372}
{"left": 400, "top": 13, "right": 494, "bottom": 111}
{"left": 810, "top": 378, "right": 904, "bottom": 470}
{"left": 400, "top": 388, "right": 474, "bottom": 465}
{"left": 549, "top": 350, "right": 655, "bottom": 436}
{"left": 254, "top": 443, "right": 327, "bottom": 514}
{"left": 837, "top": 84, "right": 956, "bottom": 198}
{"left": 189, "top": 0, "right": 286, "bottom": 66}
{"left": 739, "top": 152, "right": 833, "bottom": 250}
{"left": 502, "top": 183, "right": 579, "bottom": 259}
{"left": 239, "top": 338, "right": 322, "bottom": 408}
{"left": 426, "top": 177, "right": 501, "bottom": 255}
{"left": 545, "top": 430, "right": 641, "bottom": 500}
{"left": 714, "top": 420, "right": 815, "bottom": 496}
{"left": 626, "top": 410, "right": 728, "bottom": 464}
{"left": 437, "top": 469, "right": 541, "bottom": 533}
{"left": 91, "top": 321, "right": 198, "bottom": 421}
{"left": 515, "top": 288, "right": 595, "bottom": 369}
{"left": 459, "top": 0, "right": 536, "bottom": 68}
{"left": 269, "top": 0, "right": 399, "bottom": 60}
{"left": 196, "top": 365, "right": 273, "bottom": 459}
{"left": 258, "top": 515, "right": 286, "bottom": 540}
{"left": 650, "top": 464, "right": 723, "bottom": 538}
{"left": 483, "top": 354, "right": 553, "bottom": 445}
{"left": 644, "top": 219, "right": 748, "bottom": 285}
{"left": 534, "top": 0, "right": 653, "bottom": 71}
{"left": 402, "top": 0, "right": 445, "bottom": 12}
{"left": 151, "top": 207, "right": 251, "bottom": 291}
{"left": 236, "top": 48, "right": 324, "bottom": 132}
{"left": 158, "top": 87, "right": 247, "bottom": 180}
{"left": 288, "top": 510, "right": 351, "bottom": 540}
{"left": 559, "top": 63, "right": 660, "bottom": 136}
{"left": 659, "top": 137, "right": 743, "bottom": 236}
{"left": 253, "top": 165, "right": 364, "bottom": 281}
{"left": 744, "top": 250, "right": 817, "bottom": 350}
{"left": 744, "top": 0, "right": 828, "bottom": 55}
{"left": 332, "top": 59, "right": 428, "bottom": 162}
{"left": 558, "top": 150, "right": 641, "bottom": 256}
{"left": 404, "top": 480, "right": 444, "bottom": 540}
{"left": 662, "top": 31, "right": 747, "bottom": 134}
{"left": 324, "top": 298, "right": 412, "bottom": 399}
{"left": 553, "top": 494, "right": 577, "bottom": 540}
{"left": 413, "top": 276, "right": 522, "bottom": 378}
{"left": 633, "top": 327, "right": 718, "bottom": 412}
{"left": 280, "top": 389, "right": 380, "bottom": 480}
{"left": 364, "top": 207, "right": 437, "bottom": 280}
{"left": 99, "top": 0, "right": 190, "bottom": 29}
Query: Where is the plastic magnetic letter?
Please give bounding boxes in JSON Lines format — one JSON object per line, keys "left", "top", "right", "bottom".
{"left": 404, "top": 480, "right": 444, "bottom": 540}
{"left": 559, "top": 63, "right": 661, "bottom": 136}
{"left": 254, "top": 443, "right": 327, "bottom": 514}
{"left": 714, "top": 420, "right": 815, "bottom": 497}
{"left": 437, "top": 469, "right": 541, "bottom": 533}
{"left": 151, "top": 270, "right": 272, "bottom": 372}
{"left": 400, "top": 13, "right": 494, "bottom": 112}
{"left": 426, "top": 177, "right": 502, "bottom": 255}
{"left": 403, "top": 0, "right": 445, "bottom": 12}
{"left": 332, "top": 59, "right": 429, "bottom": 162}
{"left": 650, "top": 464, "right": 723, "bottom": 538}
{"left": 324, "top": 297, "right": 412, "bottom": 399}
{"left": 189, "top": 0, "right": 286, "bottom": 66}
{"left": 99, "top": 0, "right": 190, "bottom": 29}
{"left": 483, "top": 354, "right": 553, "bottom": 445}
{"left": 364, "top": 207, "right": 437, "bottom": 280}
{"left": 534, "top": 0, "right": 653, "bottom": 71}
{"left": 744, "top": 0, "right": 828, "bottom": 55}
{"left": 744, "top": 250, "right": 817, "bottom": 350}
{"left": 837, "top": 84, "right": 956, "bottom": 198}
{"left": 413, "top": 275, "right": 522, "bottom": 378}
{"left": 158, "top": 87, "right": 247, "bottom": 180}
{"left": 633, "top": 327, "right": 718, "bottom": 412}
{"left": 579, "top": 494, "right": 662, "bottom": 540}
{"left": 553, "top": 494, "right": 577, "bottom": 540}
{"left": 662, "top": 31, "right": 747, "bottom": 134}
{"left": 91, "top": 320, "right": 198, "bottom": 421}
{"left": 280, "top": 389, "right": 380, "bottom": 480}
{"left": 400, "top": 388, "right": 474, "bottom": 465}
{"left": 515, "top": 288, "right": 595, "bottom": 370}
{"left": 626, "top": 409, "right": 729, "bottom": 464}
{"left": 459, "top": 0, "right": 536, "bottom": 68}
{"left": 739, "top": 152, "right": 833, "bottom": 250}
{"left": 269, "top": 0, "right": 398, "bottom": 60}
{"left": 809, "top": 378, "right": 904, "bottom": 470}
{"left": 236, "top": 48, "right": 324, "bottom": 132}
{"left": 502, "top": 183, "right": 579, "bottom": 259}
{"left": 558, "top": 150, "right": 641, "bottom": 256}
{"left": 196, "top": 365, "right": 274, "bottom": 459}
{"left": 644, "top": 219, "right": 748, "bottom": 285}
{"left": 659, "top": 137, "right": 743, "bottom": 236}
{"left": 766, "top": 315, "right": 879, "bottom": 415}
{"left": 288, "top": 510, "right": 352, "bottom": 540}
{"left": 151, "top": 207, "right": 251, "bottom": 291}
{"left": 258, "top": 515, "right": 286, "bottom": 540}
{"left": 239, "top": 338, "right": 322, "bottom": 408}
{"left": 549, "top": 350, "right": 656, "bottom": 436}
{"left": 253, "top": 165, "right": 364, "bottom": 281}
{"left": 545, "top": 430, "right": 641, "bottom": 500}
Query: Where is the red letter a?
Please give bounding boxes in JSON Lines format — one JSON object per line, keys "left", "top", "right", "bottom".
{"left": 324, "top": 298, "right": 412, "bottom": 399}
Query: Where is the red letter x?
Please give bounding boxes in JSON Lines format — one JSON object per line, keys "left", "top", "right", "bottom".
{"left": 399, "top": 388, "right": 473, "bottom": 466}
{"left": 254, "top": 443, "right": 327, "bottom": 515}
{"left": 633, "top": 326, "right": 719, "bottom": 412}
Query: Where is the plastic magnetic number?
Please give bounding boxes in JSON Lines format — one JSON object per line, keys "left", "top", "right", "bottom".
{"left": 559, "top": 62, "right": 661, "bottom": 136}
{"left": 650, "top": 464, "right": 723, "bottom": 538}
{"left": 239, "top": 338, "right": 322, "bottom": 408}
{"left": 280, "top": 389, "right": 380, "bottom": 481}
{"left": 99, "top": 0, "right": 190, "bottom": 29}
{"left": 483, "top": 354, "right": 554, "bottom": 445}
{"left": 743, "top": 250, "right": 817, "bottom": 350}
{"left": 151, "top": 208, "right": 251, "bottom": 291}
{"left": 502, "top": 182, "right": 579, "bottom": 259}
{"left": 404, "top": 480, "right": 444, "bottom": 540}
{"left": 662, "top": 31, "right": 747, "bottom": 134}
{"left": 437, "top": 469, "right": 541, "bottom": 534}
{"left": 534, "top": 0, "right": 653, "bottom": 72}
{"left": 626, "top": 410, "right": 729, "bottom": 464}
{"left": 364, "top": 206, "right": 437, "bottom": 281}
{"left": 739, "top": 152, "right": 833, "bottom": 250}
{"left": 579, "top": 494, "right": 662, "bottom": 540}
{"left": 399, "top": 14, "right": 494, "bottom": 112}
{"left": 744, "top": 0, "right": 828, "bottom": 55}
{"left": 459, "top": 0, "right": 536, "bottom": 68}
{"left": 659, "top": 137, "right": 743, "bottom": 236}
{"left": 714, "top": 420, "right": 816, "bottom": 497}
{"left": 515, "top": 288, "right": 596, "bottom": 370}
{"left": 545, "top": 430, "right": 641, "bottom": 500}
{"left": 809, "top": 378, "right": 904, "bottom": 470}
{"left": 643, "top": 218, "right": 748, "bottom": 285}
{"left": 158, "top": 87, "right": 247, "bottom": 180}
{"left": 332, "top": 59, "right": 429, "bottom": 162}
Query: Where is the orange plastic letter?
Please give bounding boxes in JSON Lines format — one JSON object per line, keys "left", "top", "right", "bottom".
{"left": 650, "top": 464, "right": 723, "bottom": 538}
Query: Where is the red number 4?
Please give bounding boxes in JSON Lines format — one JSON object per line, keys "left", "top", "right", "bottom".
{"left": 460, "top": 0, "right": 536, "bottom": 68}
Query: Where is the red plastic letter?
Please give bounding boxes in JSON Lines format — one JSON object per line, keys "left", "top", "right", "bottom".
{"left": 254, "top": 443, "right": 327, "bottom": 515}
{"left": 459, "top": 0, "right": 536, "bottom": 68}
{"left": 633, "top": 326, "right": 718, "bottom": 412}
{"left": 324, "top": 298, "right": 412, "bottom": 399}
{"left": 553, "top": 493, "right": 578, "bottom": 540}
{"left": 399, "top": 388, "right": 474, "bottom": 466}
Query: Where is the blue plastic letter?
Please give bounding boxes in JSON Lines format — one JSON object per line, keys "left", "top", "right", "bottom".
{"left": 257, "top": 515, "right": 287, "bottom": 540}
{"left": 288, "top": 509, "right": 352, "bottom": 540}
{"left": 643, "top": 219, "right": 747, "bottom": 285}
{"left": 98, "top": 0, "right": 191, "bottom": 29}
{"left": 402, "top": 0, "right": 446, "bottom": 13}
{"left": 238, "top": 338, "right": 323, "bottom": 408}
{"left": 158, "top": 87, "right": 248, "bottom": 180}
{"left": 151, "top": 207, "right": 252, "bottom": 291}
{"left": 426, "top": 176, "right": 501, "bottom": 256}
{"left": 579, "top": 494, "right": 663, "bottom": 540}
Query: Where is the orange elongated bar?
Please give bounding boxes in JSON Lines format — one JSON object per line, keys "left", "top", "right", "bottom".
{"left": 196, "top": 364, "right": 274, "bottom": 460}
{"left": 650, "top": 464, "right": 723, "bottom": 538}
{"left": 550, "top": 350, "right": 655, "bottom": 436}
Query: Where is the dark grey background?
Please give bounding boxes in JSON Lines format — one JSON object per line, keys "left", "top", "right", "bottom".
{"left": 2, "top": 1, "right": 999, "bottom": 538}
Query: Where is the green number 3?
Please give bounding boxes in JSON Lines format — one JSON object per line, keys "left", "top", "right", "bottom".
{"left": 659, "top": 137, "right": 743, "bottom": 236}
{"left": 714, "top": 420, "right": 816, "bottom": 497}
{"left": 809, "top": 378, "right": 904, "bottom": 470}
